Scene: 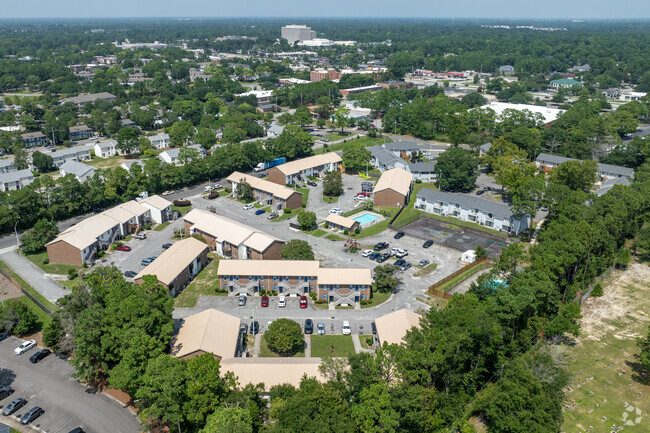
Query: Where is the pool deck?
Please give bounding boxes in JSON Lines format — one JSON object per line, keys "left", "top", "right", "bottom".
{"left": 353, "top": 211, "right": 384, "bottom": 228}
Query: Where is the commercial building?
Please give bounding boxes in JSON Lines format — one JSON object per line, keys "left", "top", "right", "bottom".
{"left": 59, "top": 160, "right": 96, "bottom": 182}
{"left": 549, "top": 78, "right": 582, "bottom": 89}
{"left": 415, "top": 188, "right": 530, "bottom": 234}
{"left": 139, "top": 195, "right": 173, "bottom": 223}
{"left": 48, "top": 145, "right": 92, "bottom": 167}
{"left": 480, "top": 102, "right": 564, "bottom": 126}
{"left": 159, "top": 144, "right": 206, "bottom": 165}
{"left": 374, "top": 309, "right": 421, "bottom": 346}
{"left": 235, "top": 90, "right": 273, "bottom": 104}
{"left": 373, "top": 167, "right": 414, "bottom": 208}
{"left": 68, "top": 125, "right": 93, "bottom": 141}
{"left": 171, "top": 309, "right": 241, "bottom": 360}
{"left": 310, "top": 68, "right": 342, "bottom": 82}
{"left": 267, "top": 152, "right": 341, "bottom": 186}
{"left": 217, "top": 260, "right": 372, "bottom": 305}
{"left": 61, "top": 92, "right": 116, "bottom": 107}
{"left": 134, "top": 237, "right": 208, "bottom": 296}
{"left": 21, "top": 131, "right": 48, "bottom": 147}
{"left": 184, "top": 209, "right": 284, "bottom": 260}
{"left": 281, "top": 25, "right": 316, "bottom": 44}
{"left": 94, "top": 140, "right": 118, "bottom": 158}
{"left": 339, "top": 85, "right": 382, "bottom": 96}
{"left": 325, "top": 214, "right": 360, "bottom": 233}
{"left": 535, "top": 153, "right": 635, "bottom": 180}
{"left": 0, "top": 169, "right": 34, "bottom": 192}
{"left": 226, "top": 171, "right": 303, "bottom": 210}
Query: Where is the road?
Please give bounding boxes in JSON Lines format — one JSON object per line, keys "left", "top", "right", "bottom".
{"left": 0, "top": 336, "right": 140, "bottom": 433}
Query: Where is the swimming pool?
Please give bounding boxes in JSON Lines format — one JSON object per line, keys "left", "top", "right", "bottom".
{"left": 354, "top": 213, "right": 380, "bottom": 225}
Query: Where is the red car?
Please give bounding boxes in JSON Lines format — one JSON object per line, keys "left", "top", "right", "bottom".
{"left": 116, "top": 245, "right": 131, "bottom": 252}
{"left": 261, "top": 295, "right": 269, "bottom": 307}
{"left": 299, "top": 296, "right": 308, "bottom": 309}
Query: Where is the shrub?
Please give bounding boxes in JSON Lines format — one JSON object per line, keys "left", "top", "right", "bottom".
{"left": 144, "top": 224, "right": 152, "bottom": 230}
{"left": 309, "top": 292, "right": 317, "bottom": 301}
{"left": 365, "top": 336, "right": 373, "bottom": 346}
{"left": 42, "top": 258, "right": 49, "bottom": 265}
{"left": 110, "top": 244, "right": 117, "bottom": 251}
{"left": 68, "top": 269, "right": 78, "bottom": 280}
{"left": 591, "top": 283, "right": 604, "bottom": 297}
{"left": 225, "top": 188, "right": 232, "bottom": 194}
{"left": 343, "top": 229, "right": 349, "bottom": 235}
{"left": 96, "top": 250, "right": 105, "bottom": 258}
{"left": 355, "top": 227, "right": 360, "bottom": 235}
{"left": 284, "top": 208, "right": 292, "bottom": 214}
{"left": 316, "top": 300, "right": 323, "bottom": 304}
{"left": 173, "top": 199, "right": 191, "bottom": 207}
{"left": 415, "top": 178, "right": 422, "bottom": 184}
{"left": 360, "top": 300, "right": 367, "bottom": 305}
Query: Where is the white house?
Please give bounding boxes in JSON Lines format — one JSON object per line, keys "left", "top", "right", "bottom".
{"left": 415, "top": 188, "right": 529, "bottom": 234}
{"left": 140, "top": 195, "right": 173, "bottom": 224}
{"left": 120, "top": 159, "right": 143, "bottom": 171}
{"left": 94, "top": 140, "right": 118, "bottom": 158}
{"left": 49, "top": 145, "right": 93, "bottom": 168}
{"left": 60, "top": 160, "right": 96, "bottom": 182}
{"left": 147, "top": 133, "right": 171, "bottom": 150}
{"left": 0, "top": 158, "right": 16, "bottom": 174}
{"left": 159, "top": 144, "right": 206, "bottom": 165}
{"left": 0, "top": 169, "right": 34, "bottom": 192}
{"left": 461, "top": 250, "right": 477, "bottom": 264}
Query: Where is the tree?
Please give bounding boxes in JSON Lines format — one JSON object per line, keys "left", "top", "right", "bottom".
{"left": 549, "top": 159, "right": 598, "bottom": 192}
{"left": 264, "top": 318, "right": 304, "bottom": 356}
{"left": 116, "top": 127, "right": 140, "bottom": 154}
{"left": 32, "top": 151, "right": 55, "bottom": 172}
{"left": 235, "top": 178, "right": 254, "bottom": 202}
{"left": 293, "top": 106, "right": 312, "bottom": 128}
{"left": 280, "top": 239, "right": 315, "bottom": 260}
{"left": 638, "top": 325, "right": 650, "bottom": 375}
{"left": 297, "top": 211, "right": 316, "bottom": 230}
{"left": 201, "top": 407, "right": 253, "bottom": 433}
{"left": 461, "top": 92, "right": 487, "bottom": 108}
{"left": 12, "top": 144, "right": 28, "bottom": 170}
{"left": 373, "top": 264, "right": 400, "bottom": 293}
{"left": 474, "top": 245, "right": 488, "bottom": 260}
{"left": 194, "top": 128, "right": 217, "bottom": 149}
{"left": 0, "top": 300, "right": 38, "bottom": 334}
{"left": 184, "top": 354, "right": 235, "bottom": 428}
{"left": 323, "top": 170, "right": 344, "bottom": 197}
{"left": 334, "top": 106, "right": 350, "bottom": 133}
{"left": 435, "top": 147, "right": 478, "bottom": 191}
{"left": 342, "top": 142, "right": 372, "bottom": 173}
{"left": 19, "top": 218, "right": 59, "bottom": 254}
{"left": 169, "top": 120, "right": 195, "bottom": 146}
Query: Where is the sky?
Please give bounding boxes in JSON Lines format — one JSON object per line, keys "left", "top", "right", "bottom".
{"left": 1, "top": 0, "right": 649, "bottom": 19}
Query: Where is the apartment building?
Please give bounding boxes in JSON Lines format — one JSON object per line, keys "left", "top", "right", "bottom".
{"left": 61, "top": 92, "right": 116, "bottom": 107}
{"left": 139, "top": 195, "right": 173, "bottom": 223}
{"left": 184, "top": 209, "right": 284, "bottom": 260}
{"left": 227, "top": 171, "right": 302, "bottom": 210}
{"left": 535, "top": 153, "right": 634, "bottom": 180}
{"left": 48, "top": 145, "right": 92, "bottom": 167}
{"left": 21, "top": 132, "right": 48, "bottom": 147}
{"left": 69, "top": 125, "right": 93, "bottom": 141}
{"left": 159, "top": 144, "right": 206, "bottom": 165}
{"left": 147, "top": 133, "right": 171, "bottom": 150}
{"left": 369, "top": 146, "right": 436, "bottom": 182}
{"left": 171, "top": 309, "right": 241, "bottom": 360}
{"left": 267, "top": 152, "right": 341, "bottom": 185}
{"left": 59, "top": 160, "right": 96, "bottom": 182}
{"left": 374, "top": 309, "right": 421, "bottom": 346}
{"left": 310, "top": 68, "right": 342, "bottom": 82}
{"left": 373, "top": 167, "right": 414, "bottom": 208}
{"left": 217, "top": 260, "right": 372, "bottom": 305}
{"left": 339, "top": 85, "right": 382, "bottom": 96}
{"left": 0, "top": 158, "right": 15, "bottom": 174}
{"left": 0, "top": 169, "right": 34, "bottom": 192}
{"left": 94, "top": 140, "right": 118, "bottom": 158}
{"left": 415, "top": 188, "right": 529, "bottom": 234}
{"left": 134, "top": 237, "right": 208, "bottom": 296}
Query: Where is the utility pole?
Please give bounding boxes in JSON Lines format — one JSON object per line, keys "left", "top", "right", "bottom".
{"left": 14, "top": 220, "right": 20, "bottom": 248}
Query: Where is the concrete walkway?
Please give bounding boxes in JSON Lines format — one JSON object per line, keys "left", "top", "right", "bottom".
{"left": 0, "top": 249, "right": 70, "bottom": 302}
{"left": 252, "top": 333, "right": 262, "bottom": 358}
{"left": 304, "top": 334, "right": 311, "bottom": 357}
{"left": 351, "top": 334, "right": 373, "bottom": 354}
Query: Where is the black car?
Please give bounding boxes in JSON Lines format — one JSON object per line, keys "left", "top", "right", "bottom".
{"left": 124, "top": 271, "right": 137, "bottom": 278}
{"left": 249, "top": 321, "right": 260, "bottom": 335}
{"left": 377, "top": 253, "right": 391, "bottom": 263}
{"left": 371, "top": 322, "right": 377, "bottom": 335}
{"left": 369, "top": 252, "right": 380, "bottom": 260}
{"left": 29, "top": 349, "right": 51, "bottom": 364}
{"left": 20, "top": 406, "right": 44, "bottom": 425}
{"left": 476, "top": 190, "right": 485, "bottom": 195}
{"left": 2, "top": 397, "right": 27, "bottom": 416}
{"left": 394, "top": 259, "right": 406, "bottom": 267}
{"left": 373, "top": 242, "right": 389, "bottom": 251}
{"left": 239, "top": 323, "right": 249, "bottom": 335}
{"left": 306, "top": 180, "right": 317, "bottom": 187}
{"left": 423, "top": 240, "right": 433, "bottom": 248}
{"left": 68, "top": 428, "right": 86, "bottom": 433}
{"left": 304, "top": 319, "right": 314, "bottom": 334}
{"left": 0, "top": 386, "right": 14, "bottom": 401}
{"left": 0, "top": 332, "right": 9, "bottom": 342}
{"left": 394, "top": 231, "right": 405, "bottom": 239}
{"left": 162, "top": 243, "right": 173, "bottom": 249}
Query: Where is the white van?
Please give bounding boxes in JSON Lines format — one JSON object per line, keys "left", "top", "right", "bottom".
{"left": 342, "top": 321, "right": 351, "bottom": 335}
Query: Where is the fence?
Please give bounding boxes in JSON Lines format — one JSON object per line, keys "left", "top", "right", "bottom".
{"left": 428, "top": 288, "right": 452, "bottom": 300}
{"left": 427, "top": 257, "right": 491, "bottom": 294}
{"left": 0, "top": 267, "right": 54, "bottom": 317}
{"left": 579, "top": 263, "right": 616, "bottom": 305}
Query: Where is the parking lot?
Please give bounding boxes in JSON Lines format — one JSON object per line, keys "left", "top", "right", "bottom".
{"left": 0, "top": 337, "right": 140, "bottom": 433}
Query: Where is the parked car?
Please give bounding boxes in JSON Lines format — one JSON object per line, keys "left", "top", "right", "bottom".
{"left": 317, "top": 322, "right": 325, "bottom": 335}
{"left": 304, "top": 319, "right": 314, "bottom": 334}
{"left": 249, "top": 321, "right": 260, "bottom": 335}
{"left": 0, "top": 332, "right": 9, "bottom": 342}
{"left": 342, "top": 321, "right": 351, "bottom": 335}
{"left": 394, "top": 231, "right": 405, "bottom": 239}
{"left": 20, "top": 406, "right": 44, "bottom": 425}
{"left": 361, "top": 249, "right": 373, "bottom": 257}
{"left": 68, "top": 428, "right": 86, "bottom": 433}
{"left": 243, "top": 204, "right": 254, "bottom": 210}
{"left": 116, "top": 245, "right": 131, "bottom": 252}
{"left": 395, "top": 249, "right": 408, "bottom": 258}
{"left": 418, "top": 259, "right": 431, "bottom": 267}
{"left": 124, "top": 271, "right": 137, "bottom": 278}
{"left": 239, "top": 323, "right": 248, "bottom": 335}
{"left": 278, "top": 296, "right": 286, "bottom": 308}
{"left": 369, "top": 252, "right": 380, "bottom": 260}
{"left": 377, "top": 253, "right": 391, "bottom": 263}
{"left": 356, "top": 191, "right": 371, "bottom": 198}
{"left": 306, "top": 180, "right": 317, "bottom": 187}
{"left": 255, "top": 209, "right": 266, "bottom": 215}
{"left": 140, "top": 257, "right": 157, "bottom": 266}
{"left": 300, "top": 295, "right": 308, "bottom": 308}
{"left": 329, "top": 208, "right": 343, "bottom": 215}
{"left": 134, "top": 233, "right": 147, "bottom": 240}
{"left": 237, "top": 295, "right": 247, "bottom": 306}
{"left": 371, "top": 322, "right": 377, "bottom": 334}
{"left": 204, "top": 185, "right": 214, "bottom": 192}
{"left": 400, "top": 262, "right": 412, "bottom": 271}
{"left": 476, "top": 189, "right": 485, "bottom": 195}
{"left": 394, "top": 259, "right": 406, "bottom": 267}
{"left": 29, "top": 349, "right": 51, "bottom": 364}
{"left": 2, "top": 397, "right": 27, "bottom": 415}
{"left": 373, "top": 242, "right": 389, "bottom": 251}
{"left": 162, "top": 243, "right": 173, "bottom": 250}
{"left": 267, "top": 213, "right": 279, "bottom": 220}
{"left": 423, "top": 240, "right": 433, "bottom": 248}
{"left": 0, "top": 386, "right": 14, "bottom": 401}
{"left": 261, "top": 295, "right": 269, "bottom": 307}
{"left": 14, "top": 340, "right": 36, "bottom": 355}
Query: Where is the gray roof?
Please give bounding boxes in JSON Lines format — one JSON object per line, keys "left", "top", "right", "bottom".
{"left": 536, "top": 153, "right": 574, "bottom": 165}
{"left": 383, "top": 141, "right": 419, "bottom": 152}
{"left": 267, "top": 123, "right": 284, "bottom": 136}
{"left": 21, "top": 131, "right": 46, "bottom": 139}
{"left": 122, "top": 159, "right": 143, "bottom": 170}
{"left": 417, "top": 188, "right": 515, "bottom": 219}
{"left": 408, "top": 162, "right": 436, "bottom": 172}
{"left": 370, "top": 146, "right": 405, "bottom": 167}
{"left": 60, "top": 160, "right": 96, "bottom": 178}
{"left": 66, "top": 92, "right": 116, "bottom": 104}
{"left": 480, "top": 142, "right": 492, "bottom": 153}
{"left": 0, "top": 158, "right": 15, "bottom": 168}
{"left": 161, "top": 144, "right": 205, "bottom": 160}
{"left": 49, "top": 145, "right": 93, "bottom": 159}
{"left": 595, "top": 177, "right": 631, "bottom": 196}
{"left": 536, "top": 153, "right": 634, "bottom": 178}
{"left": 499, "top": 65, "right": 514, "bottom": 71}
{"left": 0, "top": 169, "right": 33, "bottom": 184}
{"left": 69, "top": 125, "right": 92, "bottom": 132}
{"left": 96, "top": 140, "right": 117, "bottom": 149}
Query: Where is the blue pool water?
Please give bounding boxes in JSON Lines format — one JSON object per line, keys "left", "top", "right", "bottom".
{"left": 354, "top": 213, "right": 379, "bottom": 225}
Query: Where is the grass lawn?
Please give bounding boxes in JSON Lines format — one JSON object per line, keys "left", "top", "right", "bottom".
{"left": 436, "top": 262, "right": 491, "bottom": 293}
{"left": 360, "top": 291, "right": 391, "bottom": 309}
{"left": 414, "top": 262, "right": 438, "bottom": 277}
{"left": 310, "top": 229, "right": 327, "bottom": 237}
{"left": 59, "top": 279, "right": 82, "bottom": 290}
{"left": 359, "top": 335, "right": 375, "bottom": 350}
{"left": 23, "top": 251, "right": 82, "bottom": 275}
{"left": 274, "top": 209, "right": 301, "bottom": 222}
{"left": 153, "top": 222, "right": 171, "bottom": 232}
{"left": 314, "top": 136, "right": 390, "bottom": 155}
{"left": 86, "top": 155, "right": 127, "bottom": 170}
{"left": 171, "top": 204, "right": 192, "bottom": 215}
{"left": 174, "top": 254, "right": 221, "bottom": 308}
{"left": 0, "top": 260, "right": 58, "bottom": 312}
{"left": 355, "top": 220, "right": 390, "bottom": 238}
{"left": 325, "top": 234, "right": 346, "bottom": 241}
{"left": 322, "top": 194, "right": 339, "bottom": 203}
{"left": 296, "top": 187, "right": 310, "bottom": 207}
{"left": 259, "top": 335, "right": 305, "bottom": 357}
{"left": 310, "top": 335, "right": 356, "bottom": 358}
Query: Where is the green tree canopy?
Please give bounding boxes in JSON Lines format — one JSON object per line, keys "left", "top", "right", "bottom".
{"left": 280, "top": 239, "right": 315, "bottom": 260}
{"left": 264, "top": 318, "right": 304, "bottom": 356}
{"left": 435, "top": 147, "right": 478, "bottom": 191}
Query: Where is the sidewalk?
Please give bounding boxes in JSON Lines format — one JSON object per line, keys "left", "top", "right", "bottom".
{"left": 351, "top": 334, "right": 373, "bottom": 354}
{"left": 0, "top": 249, "right": 70, "bottom": 302}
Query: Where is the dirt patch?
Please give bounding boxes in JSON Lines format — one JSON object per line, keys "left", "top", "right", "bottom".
{"left": 0, "top": 273, "right": 22, "bottom": 302}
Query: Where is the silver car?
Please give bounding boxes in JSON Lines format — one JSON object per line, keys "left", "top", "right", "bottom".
{"left": 317, "top": 322, "right": 325, "bottom": 335}
{"left": 237, "top": 295, "right": 246, "bottom": 306}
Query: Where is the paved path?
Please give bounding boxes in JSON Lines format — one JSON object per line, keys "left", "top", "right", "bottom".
{"left": 0, "top": 249, "right": 70, "bottom": 302}
{"left": 252, "top": 333, "right": 261, "bottom": 358}
{"left": 351, "top": 334, "right": 372, "bottom": 354}
{"left": 304, "top": 334, "right": 311, "bottom": 357}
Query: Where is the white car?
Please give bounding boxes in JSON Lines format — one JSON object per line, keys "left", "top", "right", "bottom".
{"left": 329, "top": 208, "right": 343, "bottom": 215}
{"left": 243, "top": 204, "right": 254, "bottom": 210}
{"left": 14, "top": 340, "right": 37, "bottom": 355}
{"left": 395, "top": 249, "right": 409, "bottom": 258}
{"left": 278, "top": 296, "right": 286, "bottom": 308}
{"left": 204, "top": 185, "right": 214, "bottom": 192}
{"left": 361, "top": 249, "right": 373, "bottom": 257}
{"left": 342, "top": 321, "right": 351, "bottom": 335}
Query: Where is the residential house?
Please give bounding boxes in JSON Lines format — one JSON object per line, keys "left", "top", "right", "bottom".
{"left": 373, "top": 167, "right": 414, "bottom": 208}
{"left": 499, "top": 65, "right": 515, "bottom": 74}
{"left": 479, "top": 142, "right": 492, "bottom": 156}
{"left": 59, "top": 160, "right": 96, "bottom": 182}
{"left": 407, "top": 162, "right": 436, "bottom": 183}
{"left": 595, "top": 177, "right": 631, "bottom": 197}
{"left": 0, "top": 158, "right": 16, "bottom": 174}
{"left": 0, "top": 169, "right": 34, "bottom": 191}
{"left": 184, "top": 209, "right": 284, "bottom": 260}
{"left": 134, "top": 237, "right": 209, "bottom": 296}
{"left": 369, "top": 146, "right": 409, "bottom": 172}
{"left": 21, "top": 131, "right": 48, "bottom": 147}
{"left": 121, "top": 118, "right": 136, "bottom": 128}
{"left": 325, "top": 214, "right": 360, "bottom": 233}
{"left": 68, "top": 125, "right": 93, "bottom": 141}
{"left": 48, "top": 145, "right": 92, "bottom": 167}
{"left": 62, "top": 92, "right": 116, "bottom": 107}
{"left": 267, "top": 152, "right": 341, "bottom": 185}
{"left": 374, "top": 309, "right": 421, "bottom": 346}
{"left": 382, "top": 141, "right": 419, "bottom": 159}
{"left": 226, "top": 171, "right": 303, "bottom": 211}
{"left": 94, "top": 140, "right": 118, "bottom": 158}
{"left": 101, "top": 200, "right": 151, "bottom": 236}
{"left": 571, "top": 64, "right": 591, "bottom": 73}
{"left": 535, "top": 153, "right": 635, "bottom": 180}
{"left": 140, "top": 195, "right": 173, "bottom": 223}
{"left": 147, "top": 133, "right": 171, "bottom": 150}
{"left": 120, "top": 159, "right": 143, "bottom": 171}
{"left": 159, "top": 144, "right": 206, "bottom": 165}
{"left": 415, "top": 188, "right": 530, "bottom": 234}
{"left": 171, "top": 309, "right": 241, "bottom": 360}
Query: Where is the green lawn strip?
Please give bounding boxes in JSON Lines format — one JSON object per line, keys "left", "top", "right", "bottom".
{"left": 174, "top": 255, "right": 221, "bottom": 308}
{"left": 325, "top": 234, "right": 346, "bottom": 241}
{"left": 296, "top": 187, "right": 310, "bottom": 206}
{"left": 0, "top": 260, "right": 58, "bottom": 312}
{"left": 359, "top": 335, "right": 374, "bottom": 349}
{"left": 342, "top": 206, "right": 369, "bottom": 218}
{"left": 310, "top": 335, "right": 356, "bottom": 358}
{"left": 436, "top": 263, "right": 491, "bottom": 293}
{"left": 314, "top": 136, "right": 390, "bottom": 155}
{"left": 310, "top": 229, "right": 327, "bottom": 237}
{"left": 355, "top": 220, "right": 390, "bottom": 238}
{"left": 59, "top": 279, "right": 81, "bottom": 290}
{"left": 22, "top": 251, "right": 82, "bottom": 275}
{"left": 322, "top": 194, "right": 339, "bottom": 203}
{"left": 414, "top": 262, "right": 438, "bottom": 277}
{"left": 274, "top": 209, "right": 301, "bottom": 222}
{"left": 360, "top": 291, "right": 391, "bottom": 309}
{"left": 259, "top": 335, "right": 305, "bottom": 357}
{"left": 86, "top": 155, "right": 126, "bottom": 170}
{"left": 171, "top": 205, "right": 192, "bottom": 215}
{"left": 219, "top": 189, "right": 230, "bottom": 197}
{"left": 153, "top": 222, "right": 171, "bottom": 232}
